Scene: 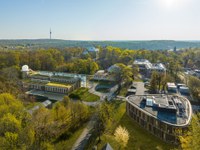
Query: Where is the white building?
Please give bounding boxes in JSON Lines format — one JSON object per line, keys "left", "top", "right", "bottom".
{"left": 167, "top": 83, "right": 177, "bottom": 93}
{"left": 133, "top": 59, "right": 166, "bottom": 77}
{"left": 83, "top": 47, "right": 99, "bottom": 55}
{"left": 21, "top": 65, "right": 30, "bottom": 78}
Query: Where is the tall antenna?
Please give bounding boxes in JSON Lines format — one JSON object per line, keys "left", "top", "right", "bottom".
{"left": 50, "top": 28, "right": 52, "bottom": 39}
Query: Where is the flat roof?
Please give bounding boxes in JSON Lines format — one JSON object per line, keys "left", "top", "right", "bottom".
{"left": 26, "top": 90, "right": 66, "bottom": 101}
{"left": 127, "top": 94, "right": 192, "bottom": 126}
{"left": 24, "top": 80, "right": 72, "bottom": 88}
{"left": 46, "top": 82, "right": 71, "bottom": 88}
{"left": 167, "top": 83, "right": 176, "bottom": 86}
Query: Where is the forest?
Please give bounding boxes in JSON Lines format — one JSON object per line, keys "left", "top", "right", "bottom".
{"left": 1, "top": 39, "right": 200, "bottom": 50}
{"left": 0, "top": 46, "right": 199, "bottom": 149}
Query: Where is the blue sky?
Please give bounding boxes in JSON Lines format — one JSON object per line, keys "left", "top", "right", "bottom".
{"left": 0, "top": 0, "right": 199, "bottom": 40}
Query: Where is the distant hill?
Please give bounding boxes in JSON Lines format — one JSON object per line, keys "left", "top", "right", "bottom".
{"left": 0, "top": 39, "right": 200, "bottom": 50}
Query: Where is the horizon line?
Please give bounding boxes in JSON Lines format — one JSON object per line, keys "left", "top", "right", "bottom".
{"left": 0, "top": 38, "right": 200, "bottom": 42}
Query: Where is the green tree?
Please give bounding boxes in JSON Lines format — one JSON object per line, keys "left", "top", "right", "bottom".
{"left": 116, "top": 63, "right": 133, "bottom": 86}
{"left": 149, "top": 72, "right": 158, "bottom": 94}
{"left": 179, "top": 114, "right": 200, "bottom": 150}
{"left": 97, "top": 102, "right": 113, "bottom": 141}
{"left": 0, "top": 93, "right": 35, "bottom": 150}
{"left": 188, "top": 76, "right": 200, "bottom": 101}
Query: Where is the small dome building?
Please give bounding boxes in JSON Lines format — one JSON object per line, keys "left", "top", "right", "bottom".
{"left": 22, "top": 65, "right": 29, "bottom": 72}
{"left": 21, "top": 65, "right": 30, "bottom": 78}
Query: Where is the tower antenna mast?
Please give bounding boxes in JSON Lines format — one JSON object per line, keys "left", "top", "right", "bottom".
{"left": 50, "top": 28, "right": 52, "bottom": 39}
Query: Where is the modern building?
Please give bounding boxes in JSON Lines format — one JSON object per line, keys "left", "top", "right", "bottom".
{"left": 22, "top": 66, "right": 81, "bottom": 96}
{"left": 167, "top": 83, "right": 177, "bottom": 93}
{"left": 126, "top": 94, "right": 192, "bottom": 144}
{"left": 133, "top": 59, "right": 166, "bottom": 77}
{"left": 179, "top": 86, "right": 190, "bottom": 95}
{"left": 133, "top": 59, "right": 152, "bottom": 76}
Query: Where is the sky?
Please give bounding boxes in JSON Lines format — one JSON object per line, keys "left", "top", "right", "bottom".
{"left": 0, "top": 0, "right": 200, "bottom": 40}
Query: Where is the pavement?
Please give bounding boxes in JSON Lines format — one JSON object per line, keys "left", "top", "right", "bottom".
{"left": 71, "top": 115, "right": 97, "bottom": 150}
{"left": 134, "top": 82, "right": 146, "bottom": 95}
{"left": 82, "top": 101, "right": 101, "bottom": 106}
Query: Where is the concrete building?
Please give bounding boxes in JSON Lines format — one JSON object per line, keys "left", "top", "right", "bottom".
{"left": 22, "top": 66, "right": 81, "bottom": 96}
{"left": 126, "top": 94, "right": 192, "bottom": 144}
{"left": 133, "top": 59, "right": 166, "bottom": 77}
{"left": 179, "top": 86, "right": 190, "bottom": 95}
{"left": 167, "top": 83, "right": 177, "bottom": 93}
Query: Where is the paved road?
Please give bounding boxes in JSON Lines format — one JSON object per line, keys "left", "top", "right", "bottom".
{"left": 134, "top": 82, "right": 145, "bottom": 95}
{"left": 82, "top": 101, "right": 101, "bottom": 106}
{"left": 71, "top": 115, "right": 97, "bottom": 150}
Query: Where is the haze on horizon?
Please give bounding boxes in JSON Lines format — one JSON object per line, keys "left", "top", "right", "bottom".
{"left": 0, "top": 0, "right": 199, "bottom": 41}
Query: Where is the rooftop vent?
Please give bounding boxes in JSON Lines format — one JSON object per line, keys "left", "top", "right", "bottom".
{"left": 146, "top": 98, "right": 153, "bottom": 106}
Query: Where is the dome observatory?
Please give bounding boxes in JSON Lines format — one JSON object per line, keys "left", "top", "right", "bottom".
{"left": 21, "top": 65, "right": 29, "bottom": 78}
{"left": 22, "top": 65, "right": 29, "bottom": 72}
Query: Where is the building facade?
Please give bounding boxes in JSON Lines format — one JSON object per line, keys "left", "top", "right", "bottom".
{"left": 23, "top": 72, "right": 81, "bottom": 95}
{"left": 133, "top": 59, "right": 166, "bottom": 77}
{"left": 126, "top": 94, "right": 192, "bottom": 144}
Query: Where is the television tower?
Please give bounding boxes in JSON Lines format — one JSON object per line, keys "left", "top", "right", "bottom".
{"left": 50, "top": 28, "right": 52, "bottom": 39}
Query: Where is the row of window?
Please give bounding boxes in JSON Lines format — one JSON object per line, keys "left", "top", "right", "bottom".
{"left": 127, "top": 102, "right": 180, "bottom": 143}
{"left": 45, "top": 86, "right": 68, "bottom": 94}
{"left": 51, "top": 78, "right": 76, "bottom": 83}
{"left": 30, "top": 84, "right": 42, "bottom": 90}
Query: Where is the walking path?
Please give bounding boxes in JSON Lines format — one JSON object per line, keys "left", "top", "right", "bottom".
{"left": 71, "top": 115, "right": 97, "bottom": 150}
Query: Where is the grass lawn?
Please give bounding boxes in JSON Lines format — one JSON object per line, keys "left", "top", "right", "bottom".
{"left": 69, "top": 87, "right": 100, "bottom": 102}
{"left": 54, "top": 123, "right": 87, "bottom": 150}
{"left": 94, "top": 101, "right": 176, "bottom": 150}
